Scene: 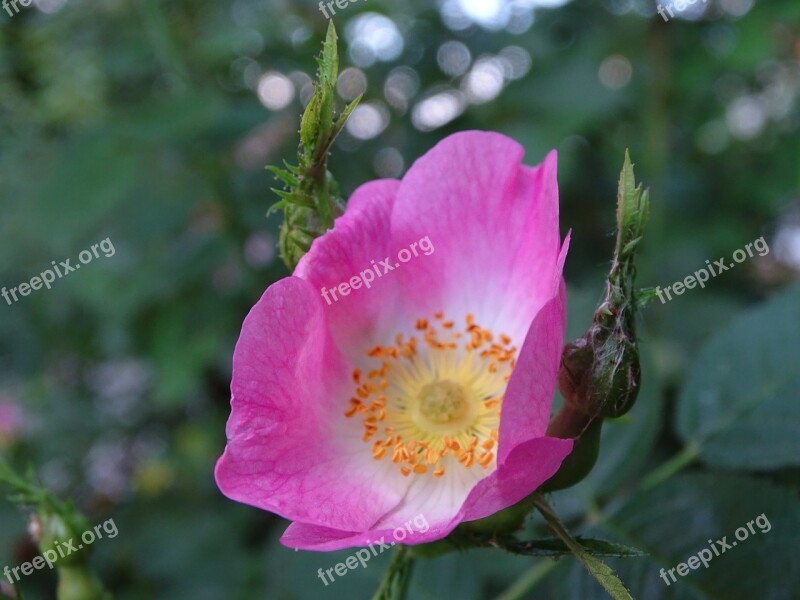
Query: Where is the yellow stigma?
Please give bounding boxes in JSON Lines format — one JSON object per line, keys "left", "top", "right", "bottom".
{"left": 414, "top": 381, "right": 472, "bottom": 429}
{"left": 344, "top": 311, "right": 518, "bottom": 479}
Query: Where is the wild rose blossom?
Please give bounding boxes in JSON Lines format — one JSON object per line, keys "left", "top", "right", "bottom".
{"left": 216, "top": 131, "right": 574, "bottom": 550}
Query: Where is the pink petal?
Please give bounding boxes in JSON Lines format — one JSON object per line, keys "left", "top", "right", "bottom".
{"left": 498, "top": 241, "right": 570, "bottom": 462}
{"left": 279, "top": 436, "right": 573, "bottom": 551}
{"left": 458, "top": 436, "right": 573, "bottom": 522}
{"left": 215, "top": 277, "right": 409, "bottom": 531}
{"left": 295, "top": 180, "right": 403, "bottom": 360}
{"left": 390, "top": 131, "right": 563, "bottom": 339}
{"left": 280, "top": 520, "right": 446, "bottom": 552}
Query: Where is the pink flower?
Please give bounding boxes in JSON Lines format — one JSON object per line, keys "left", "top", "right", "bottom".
{"left": 216, "top": 131, "right": 573, "bottom": 550}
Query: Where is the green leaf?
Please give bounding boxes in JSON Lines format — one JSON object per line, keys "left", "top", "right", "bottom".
{"left": 271, "top": 189, "right": 315, "bottom": 209}
{"left": 315, "top": 21, "right": 338, "bottom": 141}
{"left": 288, "top": 228, "right": 315, "bottom": 251}
{"left": 533, "top": 495, "right": 634, "bottom": 600}
{"left": 616, "top": 150, "right": 650, "bottom": 258}
{"left": 318, "top": 21, "right": 339, "bottom": 94}
{"left": 266, "top": 165, "right": 299, "bottom": 189}
{"left": 676, "top": 284, "right": 800, "bottom": 469}
{"left": 498, "top": 536, "right": 646, "bottom": 558}
{"left": 333, "top": 93, "right": 363, "bottom": 138}
{"left": 531, "top": 473, "right": 800, "bottom": 600}
{"left": 266, "top": 199, "right": 288, "bottom": 217}
{"left": 300, "top": 23, "right": 339, "bottom": 152}
{"left": 300, "top": 92, "right": 321, "bottom": 151}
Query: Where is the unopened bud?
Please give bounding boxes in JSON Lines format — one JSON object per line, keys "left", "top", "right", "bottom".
{"left": 269, "top": 23, "right": 358, "bottom": 271}
{"left": 557, "top": 150, "right": 647, "bottom": 422}
{"left": 544, "top": 151, "right": 649, "bottom": 490}
{"left": 558, "top": 310, "right": 641, "bottom": 420}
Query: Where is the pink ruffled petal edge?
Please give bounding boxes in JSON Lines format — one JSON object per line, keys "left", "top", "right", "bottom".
{"left": 215, "top": 276, "right": 410, "bottom": 532}
{"left": 498, "top": 236, "right": 570, "bottom": 462}
{"left": 279, "top": 436, "right": 573, "bottom": 551}
{"left": 389, "top": 132, "right": 562, "bottom": 340}
{"left": 294, "top": 180, "right": 404, "bottom": 360}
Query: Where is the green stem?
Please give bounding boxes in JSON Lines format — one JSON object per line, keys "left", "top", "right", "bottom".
{"left": 638, "top": 443, "right": 700, "bottom": 491}
{"left": 305, "top": 161, "right": 336, "bottom": 230}
{"left": 494, "top": 560, "right": 560, "bottom": 600}
{"left": 532, "top": 495, "right": 634, "bottom": 600}
{"left": 372, "top": 547, "right": 415, "bottom": 600}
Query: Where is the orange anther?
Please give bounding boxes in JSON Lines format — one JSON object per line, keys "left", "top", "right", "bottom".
{"left": 478, "top": 452, "right": 494, "bottom": 468}
{"left": 372, "top": 442, "right": 387, "bottom": 460}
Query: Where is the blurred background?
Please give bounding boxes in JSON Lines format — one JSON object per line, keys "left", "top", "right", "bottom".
{"left": 1, "top": 0, "right": 799, "bottom": 598}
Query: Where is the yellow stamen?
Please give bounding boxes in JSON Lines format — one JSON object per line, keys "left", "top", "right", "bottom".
{"left": 344, "top": 311, "right": 517, "bottom": 477}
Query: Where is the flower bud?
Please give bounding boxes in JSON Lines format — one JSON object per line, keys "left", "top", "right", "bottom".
{"left": 558, "top": 310, "right": 641, "bottom": 420}
{"left": 544, "top": 151, "right": 649, "bottom": 490}
{"left": 557, "top": 150, "right": 647, "bottom": 423}
{"left": 268, "top": 23, "right": 359, "bottom": 271}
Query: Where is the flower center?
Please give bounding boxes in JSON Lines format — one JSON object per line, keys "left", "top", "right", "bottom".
{"left": 344, "top": 312, "right": 518, "bottom": 479}
{"left": 415, "top": 380, "right": 471, "bottom": 428}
